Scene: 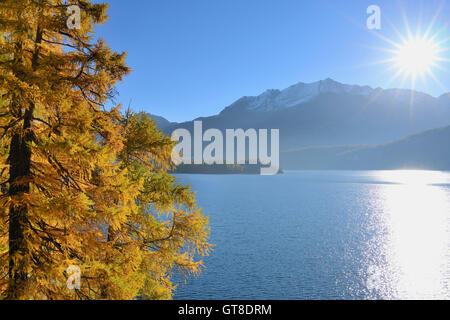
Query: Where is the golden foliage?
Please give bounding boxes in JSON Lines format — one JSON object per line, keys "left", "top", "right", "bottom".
{"left": 0, "top": 0, "right": 211, "bottom": 300}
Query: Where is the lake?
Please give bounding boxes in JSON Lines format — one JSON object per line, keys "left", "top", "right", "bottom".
{"left": 174, "top": 170, "right": 450, "bottom": 300}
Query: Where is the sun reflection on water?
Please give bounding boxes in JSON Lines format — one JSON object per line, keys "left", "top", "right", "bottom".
{"left": 367, "top": 170, "right": 450, "bottom": 299}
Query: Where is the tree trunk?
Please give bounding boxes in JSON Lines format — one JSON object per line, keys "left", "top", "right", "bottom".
{"left": 6, "top": 23, "right": 42, "bottom": 299}
{"left": 7, "top": 107, "right": 34, "bottom": 299}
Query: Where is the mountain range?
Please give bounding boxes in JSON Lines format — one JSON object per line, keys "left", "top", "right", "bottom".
{"left": 151, "top": 78, "right": 450, "bottom": 170}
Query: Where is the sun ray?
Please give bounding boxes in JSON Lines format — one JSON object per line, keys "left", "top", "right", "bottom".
{"left": 430, "top": 60, "right": 449, "bottom": 71}
{"left": 416, "top": 0, "right": 425, "bottom": 38}
{"left": 370, "top": 31, "right": 403, "bottom": 49}
{"left": 363, "top": 68, "right": 404, "bottom": 107}
{"left": 435, "top": 56, "right": 450, "bottom": 63}
{"left": 401, "top": 6, "right": 414, "bottom": 41}
{"left": 423, "top": 0, "right": 446, "bottom": 39}
{"left": 409, "top": 74, "right": 417, "bottom": 111}
{"left": 357, "top": 43, "right": 402, "bottom": 55}
{"left": 426, "top": 68, "right": 448, "bottom": 92}
{"left": 384, "top": 12, "right": 409, "bottom": 44}
{"left": 435, "top": 38, "right": 450, "bottom": 49}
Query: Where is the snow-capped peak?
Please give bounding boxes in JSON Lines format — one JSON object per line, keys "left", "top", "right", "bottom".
{"left": 246, "top": 79, "right": 374, "bottom": 111}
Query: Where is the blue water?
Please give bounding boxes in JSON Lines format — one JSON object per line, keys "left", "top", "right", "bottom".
{"left": 174, "top": 171, "right": 450, "bottom": 300}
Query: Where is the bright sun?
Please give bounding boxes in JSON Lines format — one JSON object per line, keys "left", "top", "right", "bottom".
{"left": 393, "top": 36, "right": 440, "bottom": 76}
{"left": 368, "top": 6, "right": 450, "bottom": 92}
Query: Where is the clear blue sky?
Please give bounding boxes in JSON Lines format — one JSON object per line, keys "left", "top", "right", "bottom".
{"left": 93, "top": 0, "right": 450, "bottom": 122}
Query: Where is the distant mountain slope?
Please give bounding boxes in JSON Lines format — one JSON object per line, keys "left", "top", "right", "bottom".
{"left": 148, "top": 114, "right": 177, "bottom": 131}
{"left": 160, "top": 79, "right": 450, "bottom": 150}
{"left": 281, "top": 126, "right": 450, "bottom": 170}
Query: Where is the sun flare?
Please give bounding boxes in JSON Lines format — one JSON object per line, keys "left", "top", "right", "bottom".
{"left": 393, "top": 36, "right": 440, "bottom": 76}
{"left": 367, "top": 5, "right": 450, "bottom": 93}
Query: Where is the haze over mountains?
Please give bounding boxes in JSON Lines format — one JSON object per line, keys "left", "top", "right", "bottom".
{"left": 152, "top": 78, "right": 450, "bottom": 170}
{"left": 281, "top": 125, "right": 450, "bottom": 170}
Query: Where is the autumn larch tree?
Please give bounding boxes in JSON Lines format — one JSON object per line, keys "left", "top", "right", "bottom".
{"left": 0, "top": 0, "right": 211, "bottom": 300}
